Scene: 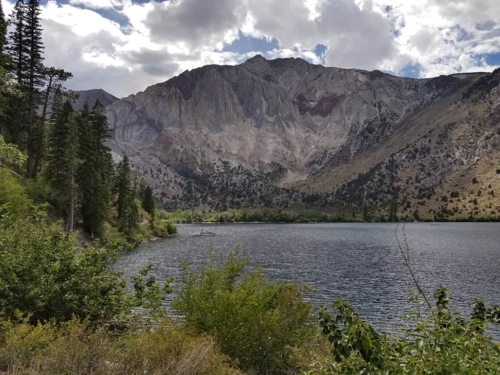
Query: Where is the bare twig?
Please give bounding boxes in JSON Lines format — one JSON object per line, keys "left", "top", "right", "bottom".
{"left": 0, "top": 162, "right": 27, "bottom": 183}
{"left": 395, "top": 223, "right": 432, "bottom": 310}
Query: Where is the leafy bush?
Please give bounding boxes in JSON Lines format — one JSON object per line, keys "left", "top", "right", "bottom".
{"left": 166, "top": 221, "right": 177, "bottom": 235}
{"left": 173, "top": 250, "right": 312, "bottom": 374}
{"left": 26, "top": 175, "right": 52, "bottom": 205}
{"left": 0, "top": 169, "right": 31, "bottom": 219}
{"left": 0, "top": 211, "right": 176, "bottom": 326}
{"left": 149, "top": 219, "right": 177, "bottom": 237}
{"left": 306, "top": 288, "right": 500, "bottom": 374}
{"left": 0, "top": 211, "right": 129, "bottom": 324}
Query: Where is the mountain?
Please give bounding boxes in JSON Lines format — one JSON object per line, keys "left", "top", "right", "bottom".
{"left": 102, "top": 56, "right": 500, "bottom": 219}
{"left": 71, "top": 89, "right": 119, "bottom": 111}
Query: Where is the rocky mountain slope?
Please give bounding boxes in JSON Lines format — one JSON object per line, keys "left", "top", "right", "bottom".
{"left": 71, "top": 89, "right": 119, "bottom": 111}
{"left": 99, "top": 56, "right": 499, "bottom": 219}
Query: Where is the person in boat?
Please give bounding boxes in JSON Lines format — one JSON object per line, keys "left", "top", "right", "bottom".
{"left": 200, "top": 229, "right": 215, "bottom": 235}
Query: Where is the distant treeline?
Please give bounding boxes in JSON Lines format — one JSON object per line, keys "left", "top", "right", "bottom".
{"left": 160, "top": 207, "right": 500, "bottom": 224}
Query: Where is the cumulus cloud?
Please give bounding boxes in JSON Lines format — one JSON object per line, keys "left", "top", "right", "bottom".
{"left": 68, "top": 0, "right": 121, "bottom": 10}
{"left": 1, "top": 0, "right": 499, "bottom": 96}
{"left": 373, "top": 0, "right": 500, "bottom": 76}
{"left": 144, "top": 0, "right": 246, "bottom": 50}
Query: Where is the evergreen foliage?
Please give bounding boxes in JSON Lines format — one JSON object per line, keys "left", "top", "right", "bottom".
{"left": 0, "top": 1, "right": 8, "bottom": 64}
{"left": 6, "top": 0, "right": 26, "bottom": 86}
{"left": 77, "top": 101, "right": 113, "bottom": 238}
{"left": 141, "top": 184, "right": 156, "bottom": 217}
{"left": 46, "top": 101, "right": 79, "bottom": 230}
{"left": 37, "top": 67, "right": 72, "bottom": 172}
{"left": 23, "top": 0, "right": 44, "bottom": 177}
{"left": 115, "top": 154, "right": 139, "bottom": 234}
{"left": 4, "top": 0, "right": 28, "bottom": 145}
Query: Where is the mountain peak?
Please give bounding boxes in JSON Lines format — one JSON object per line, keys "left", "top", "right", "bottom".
{"left": 70, "top": 89, "right": 119, "bottom": 111}
{"left": 246, "top": 54, "right": 267, "bottom": 62}
{"left": 242, "top": 54, "right": 270, "bottom": 71}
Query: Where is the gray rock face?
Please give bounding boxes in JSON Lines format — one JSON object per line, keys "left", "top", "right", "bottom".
{"left": 71, "top": 89, "right": 119, "bottom": 111}
{"left": 105, "top": 55, "right": 482, "bottom": 182}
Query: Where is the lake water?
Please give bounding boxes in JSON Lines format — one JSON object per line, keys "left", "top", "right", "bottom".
{"left": 113, "top": 223, "right": 500, "bottom": 334}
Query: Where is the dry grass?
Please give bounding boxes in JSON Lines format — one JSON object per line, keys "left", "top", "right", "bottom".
{"left": 0, "top": 319, "right": 246, "bottom": 375}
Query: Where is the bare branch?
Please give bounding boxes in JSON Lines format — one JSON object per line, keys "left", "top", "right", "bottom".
{"left": 395, "top": 223, "right": 432, "bottom": 310}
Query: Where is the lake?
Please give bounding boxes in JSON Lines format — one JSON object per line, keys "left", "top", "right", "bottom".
{"left": 113, "top": 222, "right": 500, "bottom": 334}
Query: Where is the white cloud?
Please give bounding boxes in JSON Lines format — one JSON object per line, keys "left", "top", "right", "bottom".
{"left": 372, "top": 0, "right": 500, "bottom": 76}
{"left": 2, "top": 0, "right": 13, "bottom": 16}
{"left": 68, "top": 0, "right": 121, "bottom": 10}
{"left": 1, "top": 0, "right": 500, "bottom": 97}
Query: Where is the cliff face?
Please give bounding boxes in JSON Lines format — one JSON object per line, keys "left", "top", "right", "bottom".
{"left": 102, "top": 56, "right": 500, "bottom": 217}
{"left": 106, "top": 56, "right": 473, "bottom": 176}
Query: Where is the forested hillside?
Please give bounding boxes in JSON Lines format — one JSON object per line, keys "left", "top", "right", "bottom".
{"left": 0, "top": 0, "right": 173, "bottom": 244}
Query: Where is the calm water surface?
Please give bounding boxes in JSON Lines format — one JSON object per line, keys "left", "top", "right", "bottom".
{"left": 114, "top": 223, "right": 500, "bottom": 334}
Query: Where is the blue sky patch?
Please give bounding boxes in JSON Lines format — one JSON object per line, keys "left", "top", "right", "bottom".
{"left": 481, "top": 53, "right": 500, "bottom": 66}
{"left": 399, "top": 62, "right": 422, "bottom": 78}
{"left": 314, "top": 44, "right": 327, "bottom": 64}
{"left": 223, "top": 31, "right": 280, "bottom": 54}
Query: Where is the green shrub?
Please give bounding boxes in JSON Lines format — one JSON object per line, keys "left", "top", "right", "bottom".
{"left": 25, "top": 175, "right": 52, "bottom": 205}
{"left": 0, "top": 168, "right": 31, "bottom": 219}
{"left": 307, "top": 288, "right": 500, "bottom": 374}
{"left": 0, "top": 211, "right": 128, "bottom": 323}
{"left": 148, "top": 219, "right": 177, "bottom": 237}
{"left": 173, "top": 250, "right": 312, "bottom": 374}
{"left": 166, "top": 221, "right": 177, "bottom": 235}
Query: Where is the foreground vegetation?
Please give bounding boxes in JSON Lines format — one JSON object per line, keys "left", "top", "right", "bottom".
{"left": 1, "top": 223, "right": 500, "bottom": 374}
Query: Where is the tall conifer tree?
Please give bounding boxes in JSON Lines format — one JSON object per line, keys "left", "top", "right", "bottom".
{"left": 35, "top": 67, "right": 72, "bottom": 172}
{"left": 6, "top": 0, "right": 26, "bottom": 86}
{"left": 0, "top": 1, "right": 11, "bottom": 132}
{"left": 77, "top": 101, "right": 113, "bottom": 238}
{"left": 24, "top": 0, "right": 44, "bottom": 177}
{"left": 141, "top": 185, "right": 156, "bottom": 217}
{"left": 0, "top": 1, "right": 7, "bottom": 61}
{"left": 4, "top": 0, "right": 28, "bottom": 144}
{"left": 47, "top": 101, "right": 79, "bottom": 231}
{"left": 115, "top": 154, "right": 138, "bottom": 234}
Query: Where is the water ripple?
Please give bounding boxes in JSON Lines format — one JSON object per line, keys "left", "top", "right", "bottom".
{"left": 113, "top": 223, "right": 500, "bottom": 335}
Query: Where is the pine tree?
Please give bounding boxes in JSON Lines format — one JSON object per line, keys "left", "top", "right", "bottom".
{"left": 141, "top": 185, "right": 156, "bottom": 218}
{"left": 77, "top": 101, "right": 113, "bottom": 238}
{"left": 35, "top": 67, "right": 72, "bottom": 172}
{"left": 0, "top": 1, "right": 12, "bottom": 133}
{"left": 47, "top": 101, "right": 80, "bottom": 231}
{"left": 0, "top": 1, "right": 8, "bottom": 62}
{"left": 115, "top": 154, "right": 138, "bottom": 234}
{"left": 50, "top": 87, "right": 63, "bottom": 120}
{"left": 4, "top": 0, "right": 28, "bottom": 145}
{"left": 6, "top": 0, "right": 27, "bottom": 86}
{"left": 5, "top": 0, "right": 45, "bottom": 176}
{"left": 24, "top": 0, "right": 44, "bottom": 177}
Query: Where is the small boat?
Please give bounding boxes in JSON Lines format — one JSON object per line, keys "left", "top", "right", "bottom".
{"left": 199, "top": 230, "right": 216, "bottom": 236}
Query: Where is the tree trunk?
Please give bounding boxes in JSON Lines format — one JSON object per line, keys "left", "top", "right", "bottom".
{"left": 68, "top": 175, "right": 75, "bottom": 232}
{"left": 34, "top": 76, "right": 53, "bottom": 173}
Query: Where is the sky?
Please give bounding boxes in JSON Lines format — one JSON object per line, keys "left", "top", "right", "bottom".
{"left": 2, "top": 0, "right": 500, "bottom": 97}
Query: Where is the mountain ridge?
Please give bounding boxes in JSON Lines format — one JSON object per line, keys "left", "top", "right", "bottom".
{"left": 76, "top": 56, "right": 499, "bottom": 219}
